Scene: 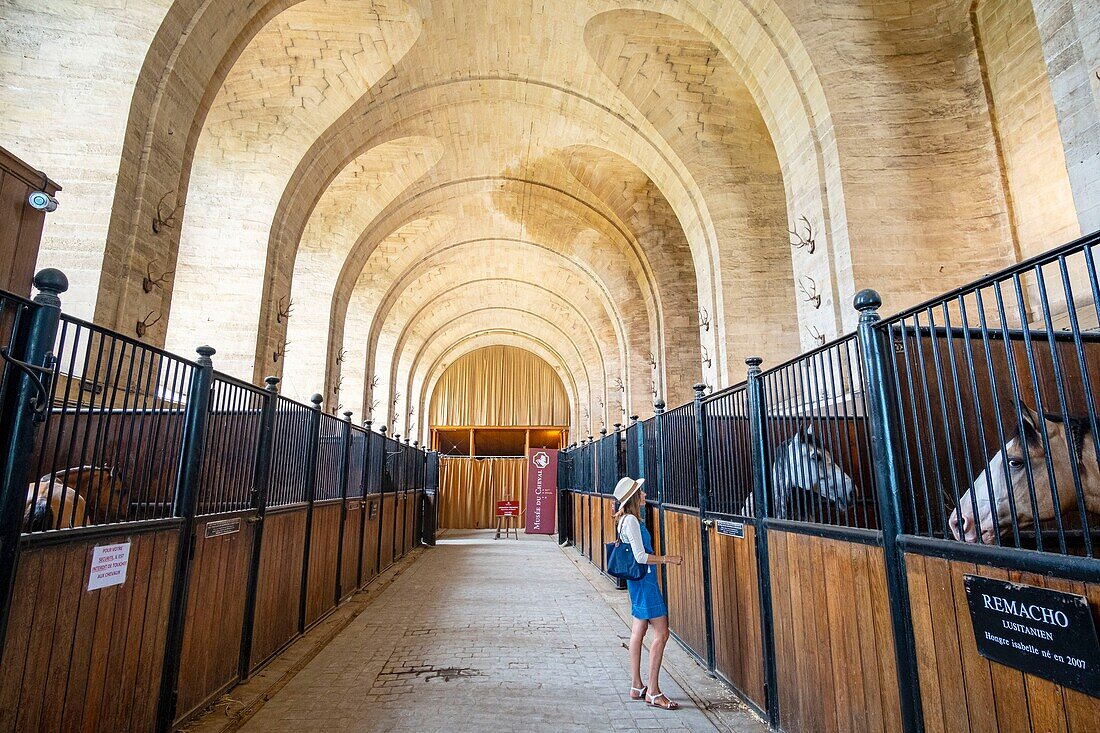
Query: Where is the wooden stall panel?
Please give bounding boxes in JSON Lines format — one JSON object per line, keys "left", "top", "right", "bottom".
{"left": 907, "top": 554, "right": 1100, "bottom": 733}
{"left": 360, "top": 497, "right": 381, "bottom": 585}
{"left": 404, "top": 490, "right": 418, "bottom": 554}
{"left": 768, "top": 531, "right": 901, "bottom": 733}
{"left": 341, "top": 500, "right": 362, "bottom": 598}
{"left": 709, "top": 524, "right": 765, "bottom": 709}
{"left": 304, "top": 501, "right": 341, "bottom": 628}
{"left": 380, "top": 494, "right": 395, "bottom": 570}
{"left": 250, "top": 507, "right": 307, "bottom": 670}
{"left": 576, "top": 488, "right": 585, "bottom": 545}
{"left": 176, "top": 515, "right": 255, "bottom": 722}
{"left": 662, "top": 509, "right": 707, "bottom": 660}
{"left": 0, "top": 528, "right": 178, "bottom": 732}
{"left": 599, "top": 496, "right": 616, "bottom": 572}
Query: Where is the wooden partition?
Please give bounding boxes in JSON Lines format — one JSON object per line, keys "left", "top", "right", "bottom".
{"left": 709, "top": 522, "right": 765, "bottom": 709}
{"left": 361, "top": 496, "right": 382, "bottom": 581}
{"left": 304, "top": 501, "right": 341, "bottom": 628}
{"left": 662, "top": 508, "right": 707, "bottom": 659}
{"left": 379, "top": 494, "right": 396, "bottom": 570}
{"left": 768, "top": 530, "right": 901, "bottom": 733}
{"left": 598, "top": 496, "right": 615, "bottom": 571}
{"left": 340, "top": 500, "right": 362, "bottom": 598}
{"left": 404, "top": 491, "right": 418, "bottom": 555}
{"left": 250, "top": 506, "right": 307, "bottom": 669}
{"left": 571, "top": 492, "right": 581, "bottom": 547}
{"left": 906, "top": 553, "right": 1099, "bottom": 732}
{"left": 0, "top": 528, "right": 178, "bottom": 732}
{"left": 177, "top": 513, "right": 256, "bottom": 722}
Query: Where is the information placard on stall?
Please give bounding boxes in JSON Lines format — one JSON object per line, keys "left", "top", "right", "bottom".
{"left": 87, "top": 542, "right": 131, "bottom": 591}
{"left": 963, "top": 574, "right": 1100, "bottom": 696}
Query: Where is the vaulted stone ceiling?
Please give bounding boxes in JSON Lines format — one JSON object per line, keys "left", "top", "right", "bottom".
{"left": 8, "top": 0, "right": 1084, "bottom": 443}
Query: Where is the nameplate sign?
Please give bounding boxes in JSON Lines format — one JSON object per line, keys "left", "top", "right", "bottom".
{"left": 205, "top": 517, "right": 241, "bottom": 538}
{"left": 716, "top": 521, "right": 745, "bottom": 538}
{"left": 369, "top": 500, "right": 378, "bottom": 519}
{"left": 496, "top": 500, "right": 520, "bottom": 517}
{"left": 963, "top": 575, "right": 1100, "bottom": 696}
{"left": 88, "top": 542, "right": 131, "bottom": 591}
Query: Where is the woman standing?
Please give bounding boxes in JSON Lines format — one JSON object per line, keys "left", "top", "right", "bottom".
{"left": 612, "top": 477, "right": 683, "bottom": 710}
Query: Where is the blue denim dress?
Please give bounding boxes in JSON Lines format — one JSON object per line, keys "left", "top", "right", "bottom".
{"left": 622, "top": 518, "right": 669, "bottom": 620}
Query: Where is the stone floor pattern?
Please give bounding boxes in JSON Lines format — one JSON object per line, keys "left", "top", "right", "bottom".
{"left": 232, "top": 531, "right": 762, "bottom": 732}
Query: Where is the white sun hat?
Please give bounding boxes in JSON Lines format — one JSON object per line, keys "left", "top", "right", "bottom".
{"left": 612, "top": 476, "right": 646, "bottom": 504}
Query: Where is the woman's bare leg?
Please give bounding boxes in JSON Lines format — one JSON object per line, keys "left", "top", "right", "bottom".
{"left": 646, "top": 615, "right": 671, "bottom": 696}
{"left": 629, "top": 618, "right": 649, "bottom": 691}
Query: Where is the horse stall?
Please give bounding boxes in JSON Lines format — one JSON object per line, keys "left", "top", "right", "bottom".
{"left": 175, "top": 376, "right": 265, "bottom": 723}
{"left": 0, "top": 283, "right": 430, "bottom": 733}
{"left": 703, "top": 386, "right": 766, "bottom": 710}
{"left": 303, "top": 415, "right": 345, "bottom": 629}
{"left": 245, "top": 398, "right": 313, "bottom": 673}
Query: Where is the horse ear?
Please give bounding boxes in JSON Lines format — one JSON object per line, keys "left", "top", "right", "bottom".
{"left": 1019, "top": 403, "right": 1041, "bottom": 442}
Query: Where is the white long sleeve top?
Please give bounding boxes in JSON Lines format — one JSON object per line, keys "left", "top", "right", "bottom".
{"left": 617, "top": 514, "right": 650, "bottom": 564}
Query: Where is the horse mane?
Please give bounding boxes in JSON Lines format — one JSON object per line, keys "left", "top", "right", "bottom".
{"left": 37, "top": 466, "right": 117, "bottom": 485}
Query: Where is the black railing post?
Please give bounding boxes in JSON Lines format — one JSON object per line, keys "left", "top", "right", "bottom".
{"left": 746, "top": 357, "right": 780, "bottom": 729}
{"left": 355, "top": 420, "right": 372, "bottom": 587}
{"left": 334, "top": 410, "right": 352, "bottom": 603}
{"left": 693, "top": 383, "right": 717, "bottom": 673}
{"left": 0, "top": 269, "right": 67, "bottom": 657}
{"left": 376, "top": 425, "right": 386, "bottom": 574}
{"left": 653, "top": 399, "right": 668, "bottom": 590}
{"left": 631, "top": 415, "right": 642, "bottom": 478}
{"left": 855, "top": 289, "right": 924, "bottom": 733}
{"left": 156, "top": 345, "right": 216, "bottom": 733}
{"left": 298, "top": 393, "right": 323, "bottom": 633}
{"left": 238, "top": 376, "right": 279, "bottom": 681}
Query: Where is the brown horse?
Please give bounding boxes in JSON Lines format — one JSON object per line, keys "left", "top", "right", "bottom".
{"left": 22, "top": 466, "right": 127, "bottom": 531}
{"left": 949, "top": 406, "right": 1100, "bottom": 543}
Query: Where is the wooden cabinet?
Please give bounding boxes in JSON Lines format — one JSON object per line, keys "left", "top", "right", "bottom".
{"left": 0, "top": 145, "right": 59, "bottom": 296}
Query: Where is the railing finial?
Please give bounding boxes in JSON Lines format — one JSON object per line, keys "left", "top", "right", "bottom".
{"left": 196, "top": 345, "right": 215, "bottom": 367}
{"left": 854, "top": 288, "right": 882, "bottom": 316}
{"left": 310, "top": 393, "right": 323, "bottom": 409}
{"left": 32, "top": 268, "right": 68, "bottom": 307}
{"left": 264, "top": 375, "right": 280, "bottom": 392}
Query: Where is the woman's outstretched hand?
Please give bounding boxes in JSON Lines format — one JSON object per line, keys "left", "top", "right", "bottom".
{"left": 667, "top": 555, "right": 683, "bottom": 566}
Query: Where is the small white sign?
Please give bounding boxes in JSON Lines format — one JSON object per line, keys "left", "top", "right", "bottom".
{"left": 87, "top": 542, "right": 131, "bottom": 591}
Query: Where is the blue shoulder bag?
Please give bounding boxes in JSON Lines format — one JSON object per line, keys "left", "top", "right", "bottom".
{"left": 606, "top": 518, "right": 647, "bottom": 581}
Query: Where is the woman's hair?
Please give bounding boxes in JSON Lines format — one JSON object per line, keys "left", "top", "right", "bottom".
{"left": 613, "top": 488, "right": 644, "bottom": 520}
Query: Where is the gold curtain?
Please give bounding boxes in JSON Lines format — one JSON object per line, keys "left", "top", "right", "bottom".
{"left": 437, "top": 457, "right": 528, "bottom": 529}
{"left": 429, "top": 345, "right": 569, "bottom": 427}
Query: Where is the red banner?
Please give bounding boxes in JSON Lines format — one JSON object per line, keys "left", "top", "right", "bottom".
{"left": 524, "top": 448, "right": 558, "bottom": 534}
{"left": 496, "top": 501, "right": 520, "bottom": 517}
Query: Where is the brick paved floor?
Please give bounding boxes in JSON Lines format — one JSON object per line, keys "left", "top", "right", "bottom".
{"left": 231, "top": 531, "right": 763, "bottom": 733}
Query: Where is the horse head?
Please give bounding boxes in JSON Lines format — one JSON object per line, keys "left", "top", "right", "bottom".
{"left": 45, "top": 466, "right": 129, "bottom": 523}
{"left": 949, "top": 405, "right": 1099, "bottom": 544}
{"left": 771, "top": 426, "right": 857, "bottom": 517}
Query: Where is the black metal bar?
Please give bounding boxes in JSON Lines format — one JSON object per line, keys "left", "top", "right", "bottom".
{"left": 156, "top": 345, "right": 216, "bottom": 733}
{"left": 358, "top": 420, "right": 372, "bottom": 584}
{"left": 297, "top": 394, "right": 324, "bottom": 633}
{"left": 334, "top": 411, "right": 352, "bottom": 602}
{"left": 653, "top": 400, "right": 668, "bottom": 594}
{"left": 238, "top": 376, "right": 279, "bottom": 680}
{"left": 692, "top": 384, "right": 716, "bottom": 672}
{"left": 856, "top": 290, "right": 924, "bottom": 733}
{"left": 899, "top": 535, "right": 1100, "bottom": 583}
{"left": 746, "top": 357, "right": 780, "bottom": 729}
{"left": 376, "top": 427, "right": 386, "bottom": 575}
{"left": 0, "top": 270, "right": 66, "bottom": 652}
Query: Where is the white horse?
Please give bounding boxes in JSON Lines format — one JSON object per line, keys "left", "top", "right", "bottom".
{"left": 742, "top": 426, "right": 858, "bottom": 519}
{"left": 949, "top": 405, "right": 1100, "bottom": 543}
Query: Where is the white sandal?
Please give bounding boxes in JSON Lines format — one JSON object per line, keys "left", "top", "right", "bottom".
{"left": 629, "top": 685, "right": 647, "bottom": 701}
{"left": 646, "top": 691, "right": 679, "bottom": 710}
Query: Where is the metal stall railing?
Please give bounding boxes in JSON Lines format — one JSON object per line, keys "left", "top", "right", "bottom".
{"left": 561, "top": 230, "right": 1100, "bottom": 733}
{"left": 0, "top": 271, "right": 429, "bottom": 733}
